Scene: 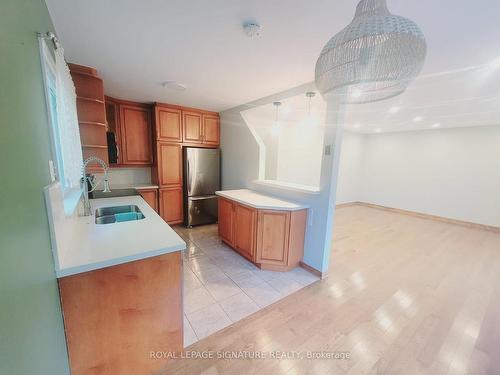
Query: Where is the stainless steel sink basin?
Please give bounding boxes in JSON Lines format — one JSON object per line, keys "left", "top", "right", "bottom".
{"left": 95, "top": 205, "right": 145, "bottom": 224}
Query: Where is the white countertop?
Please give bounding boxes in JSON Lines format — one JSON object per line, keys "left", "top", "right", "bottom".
{"left": 111, "top": 183, "right": 159, "bottom": 190}
{"left": 46, "top": 189, "right": 185, "bottom": 278}
{"left": 215, "top": 189, "right": 308, "bottom": 211}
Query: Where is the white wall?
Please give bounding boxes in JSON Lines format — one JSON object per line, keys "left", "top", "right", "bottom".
{"left": 275, "top": 119, "right": 324, "bottom": 187}
{"left": 336, "top": 125, "right": 500, "bottom": 227}
{"left": 336, "top": 131, "right": 365, "bottom": 204}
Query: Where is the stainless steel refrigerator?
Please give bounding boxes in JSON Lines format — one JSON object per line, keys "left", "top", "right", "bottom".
{"left": 183, "top": 147, "right": 220, "bottom": 227}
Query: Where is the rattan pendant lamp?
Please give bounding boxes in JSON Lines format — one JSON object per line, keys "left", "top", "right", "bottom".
{"left": 315, "top": 0, "right": 426, "bottom": 103}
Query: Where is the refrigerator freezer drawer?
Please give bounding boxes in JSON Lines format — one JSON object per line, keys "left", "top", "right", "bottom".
{"left": 185, "top": 195, "right": 218, "bottom": 227}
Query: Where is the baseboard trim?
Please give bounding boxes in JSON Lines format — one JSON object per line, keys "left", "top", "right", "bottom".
{"left": 299, "top": 262, "right": 328, "bottom": 279}
{"left": 349, "top": 201, "right": 500, "bottom": 233}
{"left": 335, "top": 202, "right": 359, "bottom": 209}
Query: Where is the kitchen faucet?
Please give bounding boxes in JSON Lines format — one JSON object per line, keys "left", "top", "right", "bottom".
{"left": 82, "top": 157, "right": 111, "bottom": 216}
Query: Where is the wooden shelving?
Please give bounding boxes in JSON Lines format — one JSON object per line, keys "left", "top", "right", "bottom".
{"left": 70, "top": 63, "right": 109, "bottom": 172}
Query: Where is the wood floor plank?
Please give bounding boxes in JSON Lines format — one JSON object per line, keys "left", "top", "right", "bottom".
{"left": 156, "top": 205, "right": 500, "bottom": 375}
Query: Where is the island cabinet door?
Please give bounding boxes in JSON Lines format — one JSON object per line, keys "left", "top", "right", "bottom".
{"left": 233, "top": 203, "right": 257, "bottom": 262}
{"left": 218, "top": 197, "right": 234, "bottom": 245}
{"left": 256, "top": 210, "right": 290, "bottom": 267}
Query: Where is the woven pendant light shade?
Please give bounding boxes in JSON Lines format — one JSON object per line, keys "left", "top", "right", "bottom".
{"left": 315, "top": 0, "right": 426, "bottom": 104}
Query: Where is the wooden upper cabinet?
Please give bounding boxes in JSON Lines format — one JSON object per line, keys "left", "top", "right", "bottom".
{"left": 155, "top": 106, "right": 182, "bottom": 142}
{"left": 202, "top": 114, "right": 220, "bottom": 146}
{"left": 183, "top": 111, "right": 203, "bottom": 144}
{"left": 157, "top": 142, "right": 182, "bottom": 187}
{"left": 218, "top": 198, "right": 234, "bottom": 245}
{"left": 233, "top": 204, "right": 257, "bottom": 262}
{"left": 256, "top": 210, "right": 290, "bottom": 267}
{"left": 105, "top": 97, "right": 121, "bottom": 165}
{"left": 120, "top": 104, "right": 153, "bottom": 165}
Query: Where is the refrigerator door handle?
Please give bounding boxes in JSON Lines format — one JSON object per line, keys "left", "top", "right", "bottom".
{"left": 189, "top": 195, "right": 217, "bottom": 201}
{"left": 187, "top": 158, "right": 192, "bottom": 194}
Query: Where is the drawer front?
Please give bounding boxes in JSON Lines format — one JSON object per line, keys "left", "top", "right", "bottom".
{"left": 186, "top": 195, "right": 218, "bottom": 227}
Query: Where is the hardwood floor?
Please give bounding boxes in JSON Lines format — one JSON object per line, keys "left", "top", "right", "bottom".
{"left": 157, "top": 205, "right": 500, "bottom": 375}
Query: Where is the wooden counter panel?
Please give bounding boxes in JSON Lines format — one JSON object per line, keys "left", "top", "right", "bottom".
{"left": 58, "top": 251, "right": 183, "bottom": 375}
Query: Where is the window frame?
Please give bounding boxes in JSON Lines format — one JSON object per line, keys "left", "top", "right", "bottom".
{"left": 39, "top": 37, "right": 83, "bottom": 214}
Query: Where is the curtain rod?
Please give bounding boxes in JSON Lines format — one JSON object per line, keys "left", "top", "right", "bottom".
{"left": 37, "top": 31, "right": 60, "bottom": 50}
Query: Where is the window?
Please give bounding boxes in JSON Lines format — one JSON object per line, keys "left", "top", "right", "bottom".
{"left": 39, "top": 37, "right": 83, "bottom": 212}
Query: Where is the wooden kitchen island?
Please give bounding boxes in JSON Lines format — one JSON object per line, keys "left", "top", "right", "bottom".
{"left": 216, "top": 189, "right": 308, "bottom": 272}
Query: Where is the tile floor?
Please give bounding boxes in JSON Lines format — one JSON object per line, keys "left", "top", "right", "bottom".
{"left": 173, "top": 224, "right": 320, "bottom": 347}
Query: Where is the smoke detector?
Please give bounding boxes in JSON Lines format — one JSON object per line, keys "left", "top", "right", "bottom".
{"left": 243, "top": 22, "right": 262, "bottom": 38}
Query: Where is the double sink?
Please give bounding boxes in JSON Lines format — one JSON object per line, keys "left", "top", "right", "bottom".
{"left": 95, "top": 205, "right": 145, "bottom": 225}
{"left": 92, "top": 189, "right": 145, "bottom": 225}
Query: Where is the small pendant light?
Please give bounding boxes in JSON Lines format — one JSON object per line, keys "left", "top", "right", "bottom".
{"left": 303, "top": 92, "right": 318, "bottom": 127}
{"left": 271, "top": 101, "right": 282, "bottom": 136}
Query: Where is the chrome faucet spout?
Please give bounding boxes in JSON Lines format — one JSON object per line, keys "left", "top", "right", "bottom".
{"left": 82, "top": 157, "right": 111, "bottom": 216}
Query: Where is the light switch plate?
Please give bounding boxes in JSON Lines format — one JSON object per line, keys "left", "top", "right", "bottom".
{"left": 324, "top": 145, "right": 332, "bottom": 155}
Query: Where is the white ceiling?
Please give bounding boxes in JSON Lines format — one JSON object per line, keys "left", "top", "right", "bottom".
{"left": 46, "top": 0, "right": 500, "bottom": 132}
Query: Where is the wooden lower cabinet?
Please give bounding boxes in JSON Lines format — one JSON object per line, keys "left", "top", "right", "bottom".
{"left": 218, "top": 197, "right": 307, "bottom": 271}
{"left": 256, "top": 210, "right": 290, "bottom": 267}
{"left": 233, "top": 203, "right": 257, "bottom": 261}
{"left": 159, "top": 187, "right": 183, "bottom": 224}
{"left": 58, "top": 251, "right": 183, "bottom": 375}
{"left": 218, "top": 197, "right": 234, "bottom": 245}
{"left": 138, "top": 188, "right": 158, "bottom": 213}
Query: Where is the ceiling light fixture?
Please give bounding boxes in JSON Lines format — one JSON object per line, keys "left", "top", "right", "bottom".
{"left": 271, "top": 101, "right": 282, "bottom": 137}
{"left": 388, "top": 106, "right": 400, "bottom": 114}
{"left": 162, "top": 81, "right": 187, "bottom": 91}
{"left": 413, "top": 116, "right": 423, "bottom": 122}
{"left": 353, "top": 123, "right": 361, "bottom": 128}
{"left": 432, "top": 123, "right": 441, "bottom": 128}
{"left": 315, "top": 0, "right": 426, "bottom": 103}
{"left": 375, "top": 128, "right": 382, "bottom": 133}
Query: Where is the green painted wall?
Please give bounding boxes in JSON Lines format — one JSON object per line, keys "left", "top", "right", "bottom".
{"left": 0, "top": 1, "right": 70, "bottom": 374}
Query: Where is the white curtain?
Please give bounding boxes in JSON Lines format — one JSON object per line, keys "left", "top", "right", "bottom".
{"left": 54, "top": 45, "right": 83, "bottom": 190}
